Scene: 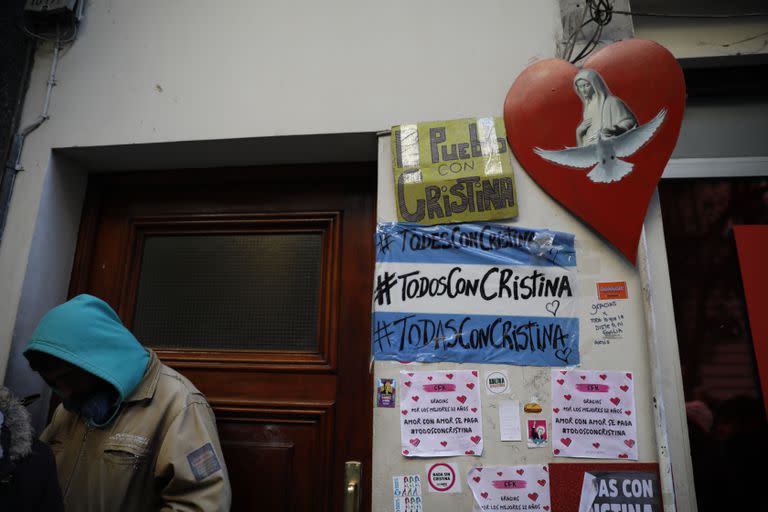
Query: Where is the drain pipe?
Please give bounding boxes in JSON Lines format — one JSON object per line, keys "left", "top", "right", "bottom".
{"left": 0, "top": 39, "right": 61, "bottom": 245}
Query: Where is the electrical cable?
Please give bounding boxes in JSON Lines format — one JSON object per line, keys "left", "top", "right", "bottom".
{"left": 568, "top": 0, "right": 614, "bottom": 64}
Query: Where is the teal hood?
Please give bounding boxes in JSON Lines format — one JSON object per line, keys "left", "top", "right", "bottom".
{"left": 24, "top": 294, "right": 149, "bottom": 413}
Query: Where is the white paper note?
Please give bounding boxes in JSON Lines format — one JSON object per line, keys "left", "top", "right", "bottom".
{"left": 499, "top": 400, "right": 521, "bottom": 441}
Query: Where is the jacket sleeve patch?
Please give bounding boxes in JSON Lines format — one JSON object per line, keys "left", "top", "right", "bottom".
{"left": 186, "top": 443, "right": 222, "bottom": 481}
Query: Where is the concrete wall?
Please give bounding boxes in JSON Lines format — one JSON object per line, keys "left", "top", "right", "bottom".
{"left": 0, "top": 0, "right": 561, "bottom": 380}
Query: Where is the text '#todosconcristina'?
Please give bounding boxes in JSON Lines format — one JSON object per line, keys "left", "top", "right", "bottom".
{"left": 374, "top": 267, "right": 573, "bottom": 307}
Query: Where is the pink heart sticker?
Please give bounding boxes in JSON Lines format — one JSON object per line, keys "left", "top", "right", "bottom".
{"left": 599, "top": 374, "right": 608, "bottom": 380}
{"left": 610, "top": 397, "right": 621, "bottom": 406}
{"left": 440, "top": 441, "right": 448, "bottom": 447}
{"left": 474, "top": 476, "right": 481, "bottom": 483}
{"left": 626, "top": 373, "right": 632, "bottom": 380}
{"left": 564, "top": 394, "right": 572, "bottom": 401}
{"left": 465, "top": 450, "right": 475, "bottom": 455}
{"left": 471, "top": 435, "right": 481, "bottom": 444}
{"left": 466, "top": 383, "right": 475, "bottom": 389}
{"left": 556, "top": 379, "right": 565, "bottom": 385}
{"left": 457, "top": 395, "right": 467, "bottom": 404}
{"left": 538, "top": 479, "right": 547, "bottom": 486}
{"left": 401, "top": 410, "right": 408, "bottom": 415}
{"left": 471, "top": 407, "right": 478, "bottom": 413}
{"left": 412, "top": 396, "right": 420, "bottom": 402}
{"left": 497, "top": 471, "right": 503, "bottom": 476}
{"left": 528, "top": 493, "right": 539, "bottom": 502}
{"left": 409, "top": 438, "right": 420, "bottom": 447}
{"left": 553, "top": 408, "right": 560, "bottom": 413}
{"left": 561, "top": 437, "right": 572, "bottom": 447}
{"left": 580, "top": 375, "right": 586, "bottom": 380}
{"left": 624, "top": 439, "right": 635, "bottom": 448}
{"left": 554, "top": 449, "right": 560, "bottom": 455}
{"left": 481, "top": 492, "right": 489, "bottom": 499}
{"left": 620, "top": 385, "right": 629, "bottom": 392}
{"left": 625, "top": 410, "right": 632, "bottom": 416}
{"left": 472, "top": 371, "right": 478, "bottom": 377}
{"left": 619, "top": 453, "right": 629, "bottom": 459}
{"left": 403, "top": 450, "right": 409, "bottom": 455}
{"left": 593, "top": 442, "right": 600, "bottom": 449}
{"left": 404, "top": 381, "right": 412, "bottom": 387}
{"left": 407, "top": 373, "right": 414, "bottom": 377}
{"left": 446, "top": 373, "right": 454, "bottom": 379}
{"left": 516, "top": 469, "right": 525, "bottom": 476}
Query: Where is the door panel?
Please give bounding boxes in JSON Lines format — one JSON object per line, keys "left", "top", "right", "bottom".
{"left": 69, "top": 166, "right": 375, "bottom": 511}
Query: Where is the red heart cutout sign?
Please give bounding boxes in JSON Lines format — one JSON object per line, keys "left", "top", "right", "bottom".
{"left": 504, "top": 40, "right": 684, "bottom": 264}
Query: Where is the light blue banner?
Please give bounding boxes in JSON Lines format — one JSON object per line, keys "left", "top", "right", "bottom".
{"left": 375, "top": 222, "right": 576, "bottom": 267}
{"left": 372, "top": 312, "right": 579, "bottom": 366}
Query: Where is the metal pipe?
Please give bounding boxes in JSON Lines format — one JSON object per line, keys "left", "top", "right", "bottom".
{"left": 0, "top": 41, "right": 61, "bottom": 245}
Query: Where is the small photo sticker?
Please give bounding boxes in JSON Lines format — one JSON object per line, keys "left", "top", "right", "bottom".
{"left": 597, "top": 282, "right": 628, "bottom": 300}
{"left": 377, "top": 378, "right": 396, "bottom": 408}
{"left": 527, "top": 420, "right": 548, "bottom": 448}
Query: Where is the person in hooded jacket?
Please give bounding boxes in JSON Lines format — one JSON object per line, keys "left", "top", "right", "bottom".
{"left": 24, "top": 294, "right": 231, "bottom": 511}
{"left": 0, "top": 386, "right": 64, "bottom": 511}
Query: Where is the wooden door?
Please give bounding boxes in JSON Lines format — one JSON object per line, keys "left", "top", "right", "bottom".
{"left": 69, "top": 165, "right": 375, "bottom": 511}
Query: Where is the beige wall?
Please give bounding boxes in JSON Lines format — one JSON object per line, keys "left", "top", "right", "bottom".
{"left": 0, "top": 0, "right": 561, "bottom": 379}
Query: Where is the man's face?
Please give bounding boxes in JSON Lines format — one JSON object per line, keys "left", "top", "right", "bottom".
{"left": 37, "top": 361, "right": 103, "bottom": 403}
{"left": 576, "top": 79, "right": 594, "bottom": 100}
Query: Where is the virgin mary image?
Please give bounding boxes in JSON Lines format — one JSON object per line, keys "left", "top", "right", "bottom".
{"left": 534, "top": 67, "right": 666, "bottom": 184}
{"left": 574, "top": 68, "right": 638, "bottom": 147}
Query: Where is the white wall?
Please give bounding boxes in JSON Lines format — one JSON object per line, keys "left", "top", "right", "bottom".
{"left": 0, "top": 0, "right": 561, "bottom": 379}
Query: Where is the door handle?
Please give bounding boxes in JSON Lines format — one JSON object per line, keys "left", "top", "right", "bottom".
{"left": 343, "top": 461, "right": 362, "bottom": 512}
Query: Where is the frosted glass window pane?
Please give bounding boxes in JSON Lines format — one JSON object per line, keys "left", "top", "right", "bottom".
{"left": 133, "top": 234, "right": 321, "bottom": 351}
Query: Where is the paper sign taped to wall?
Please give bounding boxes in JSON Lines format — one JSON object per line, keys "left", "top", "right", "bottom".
{"left": 391, "top": 117, "right": 518, "bottom": 225}
{"left": 579, "top": 471, "right": 660, "bottom": 512}
{"left": 467, "top": 464, "right": 551, "bottom": 511}
{"left": 372, "top": 223, "right": 579, "bottom": 366}
{"left": 400, "top": 370, "right": 483, "bottom": 457}
{"left": 551, "top": 370, "right": 638, "bottom": 460}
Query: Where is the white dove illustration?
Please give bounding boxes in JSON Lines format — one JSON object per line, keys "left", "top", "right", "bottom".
{"left": 533, "top": 108, "right": 667, "bottom": 183}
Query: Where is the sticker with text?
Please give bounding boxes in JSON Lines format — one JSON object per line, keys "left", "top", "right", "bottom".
{"left": 597, "top": 282, "right": 628, "bottom": 300}
{"left": 426, "top": 462, "right": 462, "bottom": 493}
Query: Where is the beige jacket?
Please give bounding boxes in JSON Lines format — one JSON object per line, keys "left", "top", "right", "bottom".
{"left": 41, "top": 351, "right": 231, "bottom": 511}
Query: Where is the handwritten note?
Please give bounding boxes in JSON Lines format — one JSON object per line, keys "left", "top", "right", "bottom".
{"left": 590, "top": 301, "right": 625, "bottom": 345}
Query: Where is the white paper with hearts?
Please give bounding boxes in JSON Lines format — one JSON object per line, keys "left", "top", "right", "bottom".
{"left": 551, "top": 370, "right": 638, "bottom": 460}
{"left": 400, "top": 370, "right": 483, "bottom": 457}
{"left": 467, "top": 465, "right": 551, "bottom": 512}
